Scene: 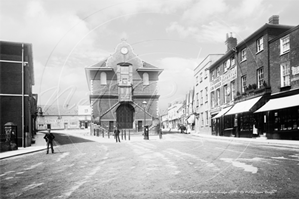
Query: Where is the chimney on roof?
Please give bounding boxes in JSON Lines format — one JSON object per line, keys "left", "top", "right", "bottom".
{"left": 269, "top": 15, "right": 279, "bottom": 24}
{"left": 225, "top": 32, "right": 237, "bottom": 52}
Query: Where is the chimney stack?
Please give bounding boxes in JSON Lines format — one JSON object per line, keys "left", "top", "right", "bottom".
{"left": 269, "top": 15, "right": 279, "bottom": 24}
{"left": 225, "top": 32, "right": 237, "bottom": 52}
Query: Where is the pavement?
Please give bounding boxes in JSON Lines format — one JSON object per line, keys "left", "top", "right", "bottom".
{"left": 0, "top": 131, "right": 47, "bottom": 160}
{"left": 189, "top": 131, "right": 299, "bottom": 148}
{"left": 0, "top": 129, "right": 298, "bottom": 160}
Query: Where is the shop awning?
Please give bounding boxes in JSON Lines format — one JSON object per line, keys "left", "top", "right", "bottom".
{"left": 187, "top": 114, "right": 195, "bottom": 124}
{"left": 255, "top": 94, "right": 299, "bottom": 113}
{"left": 212, "top": 106, "right": 232, "bottom": 119}
{"left": 225, "top": 96, "right": 262, "bottom": 115}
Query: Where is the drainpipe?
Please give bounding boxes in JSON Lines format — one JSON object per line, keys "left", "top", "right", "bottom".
{"left": 22, "top": 44, "right": 25, "bottom": 148}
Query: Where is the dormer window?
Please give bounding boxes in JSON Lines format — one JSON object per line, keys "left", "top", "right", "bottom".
{"left": 143, "top": 72, "right": 149, "bottom": 85}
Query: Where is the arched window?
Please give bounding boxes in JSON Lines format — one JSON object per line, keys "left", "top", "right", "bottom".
{"left": 100, "top": 72, "right": 107, "bottom": 85}
{"left": 143, "top": 73, "right": 149, "bottom": 85}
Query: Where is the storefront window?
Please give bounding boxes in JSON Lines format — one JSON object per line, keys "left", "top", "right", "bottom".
{"left": 240, "top": 114, "right": 254, "bottom": 131}
{"left": 273, "top": 108, "right": 299, "bottom": 131}
{"left": 224, "top": 115, "right": 234, "bottom": 129}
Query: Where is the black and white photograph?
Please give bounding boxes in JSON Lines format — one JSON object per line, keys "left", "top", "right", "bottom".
{"left": 0, "top": 0, "right": 299, "bottom": 198}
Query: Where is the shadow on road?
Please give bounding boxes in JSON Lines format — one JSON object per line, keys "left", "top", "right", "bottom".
{"left": 50, "top": 132, "right": 93, "bottom": 146}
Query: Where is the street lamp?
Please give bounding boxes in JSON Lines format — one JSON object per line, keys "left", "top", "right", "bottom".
{"left": 142, "top": 101, "right": 148, "bottom": 140}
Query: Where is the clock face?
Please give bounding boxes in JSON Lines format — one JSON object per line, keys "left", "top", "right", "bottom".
{"left": 121, "top": 47, "right": 128, "bottom": 54}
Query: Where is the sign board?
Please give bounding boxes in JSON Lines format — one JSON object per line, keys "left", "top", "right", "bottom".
{"left": 210, "top": 66, "right": 237, "bottom": 91}
{"left": 210, "top": 76, "right": 222, "bottom": 91}
{"left": 222, "top": 66, "right": 237, "bottom": 85}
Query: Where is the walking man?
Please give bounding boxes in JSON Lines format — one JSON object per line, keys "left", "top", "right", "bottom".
{"left": 44, "top": 129, "right": 55, "bottom": 154}
{"left": 114, "top": 126, "right": 121, "bottom": 143}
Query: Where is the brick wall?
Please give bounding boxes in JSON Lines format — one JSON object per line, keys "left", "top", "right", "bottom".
{"left": 0, "top": 96, "right": 32, "bottom": 146}
{"left": 269, "top": 27, "right": 299, "bottom": 93}
{"left": 236, "top": 27, "right": 293, "bottom": 96}
{"left": 0, "top": 42, "right": 34, "bottom": 148}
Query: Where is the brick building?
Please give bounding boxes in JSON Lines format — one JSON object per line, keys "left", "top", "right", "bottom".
{"left": 255, "top": 26, "right": 299, "bottom": 140}
{"left": 209, "top": 15, "right": 297, "bottom": 138}
{"left": 208, "top": 34, "right": 238, "bottom": 136}
{"left": 225, "top": 15, "right": 296, "bottom": 138}
{"left": 0, "top": 41, "right": 36, "bottom": 150}
{"left": 85, "top": 41, "right": 163, "bottom": 132}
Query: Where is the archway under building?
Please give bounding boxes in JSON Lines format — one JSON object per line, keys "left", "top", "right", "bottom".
{"left": 116, "top": 103, "right": 135, "bottom": 129}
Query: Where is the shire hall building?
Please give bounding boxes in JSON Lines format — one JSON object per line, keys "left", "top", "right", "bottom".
{"left": 85, "top": 41, "right": 163, "bottom": 132}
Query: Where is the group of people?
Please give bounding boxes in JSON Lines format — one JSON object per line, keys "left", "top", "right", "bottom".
{"left": 43, "top": 124, "right": 161, "bottom": 152}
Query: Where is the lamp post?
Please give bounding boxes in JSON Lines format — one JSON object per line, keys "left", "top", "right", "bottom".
{"left": 142, "top": 101, "right": 147, "bottom": 140}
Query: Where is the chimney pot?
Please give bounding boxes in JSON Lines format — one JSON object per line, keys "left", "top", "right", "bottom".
{"left": 269, "top": 15, "right": 279, "bottom": 24}
{"left": 225, "top": 32, "right": 237, "bottom": 52}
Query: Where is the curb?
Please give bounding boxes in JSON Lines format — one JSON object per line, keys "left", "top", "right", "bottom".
{"left": 189, "top": 133, "right": 299, "bottom": 148}
{"left": 0, "top": 148, "right": 46, "bottom": 160}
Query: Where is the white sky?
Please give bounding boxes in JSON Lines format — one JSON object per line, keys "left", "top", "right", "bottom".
{"left": 0, "top": 0, "right": 298, "bottom": 111}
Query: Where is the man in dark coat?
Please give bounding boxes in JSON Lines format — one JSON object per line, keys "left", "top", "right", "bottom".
{"left": 114, "top": 126, "right": 121, "bottom": 143}
{"left": 44, "top": 129, "right": 55, "bottom": 154}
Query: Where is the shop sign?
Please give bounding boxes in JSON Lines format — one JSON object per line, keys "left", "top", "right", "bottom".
{"left": 210, "top": 76, "right": 222, "bottom": 91}
{"left": 222, "top": 66, "right": 237, "bottom": 85}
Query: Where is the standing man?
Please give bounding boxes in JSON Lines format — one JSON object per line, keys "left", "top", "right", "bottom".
{"left": 44, "top": 129, "right": 55, "bottom": 154}
{"left": 114, "top": 126, "right": 121, "bottom": 143}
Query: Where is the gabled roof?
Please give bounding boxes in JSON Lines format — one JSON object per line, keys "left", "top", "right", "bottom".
{"left": 87, "top": 59, "right": 108, "bottom": 68}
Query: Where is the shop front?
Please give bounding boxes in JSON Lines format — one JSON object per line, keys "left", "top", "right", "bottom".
{"left": 255, "top": 94, "right": 299, "bottom": 140}
{"left": 212, "top": 106, "right": 232, "bottom": 136}
{"left": 225, "top": 96, "right": 265, "bottom": 138}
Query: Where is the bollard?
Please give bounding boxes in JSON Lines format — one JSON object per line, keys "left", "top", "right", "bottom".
{"left": 124, "top": 130, "right": 126, "bottom": 140}
{"left": 159, "top": 128, "right": 162, "bottom": 139}
{"left": 128, "top": 130, "right": 130, "bottom": 141}
{"left": 108, "top": 131, "right": 110, "bottom": 139}
{"left": 102, "top": 130, "right": 104, "bottom": 138}
{"left": 121, "top": 130, "right": 123, "bottom": 140}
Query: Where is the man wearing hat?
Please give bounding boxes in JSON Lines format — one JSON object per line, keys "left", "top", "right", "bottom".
{"left": 44, "top": 129, "right": 55, "bottom": 154}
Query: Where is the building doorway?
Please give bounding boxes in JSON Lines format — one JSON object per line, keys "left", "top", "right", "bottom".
{"left": 137, "top": 121, "right": 143, "bottom": 132}
{"left": 116, "top": 103, "right": 134, "bottom": 129}
{"left": 109, "top": 121, "right": 114, "bottom": 132}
